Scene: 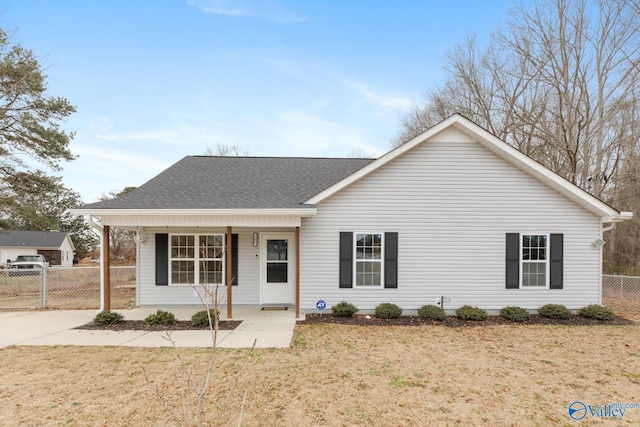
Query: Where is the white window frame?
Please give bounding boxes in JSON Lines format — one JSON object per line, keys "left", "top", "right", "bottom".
{"left": 169, "top": 233, "right": 225, "bottom": 286}
{"left": 353, "top": 232, "right": 384, "bottom": 289}
{"left": 520, "top": 233, "right": 549, "bottom": 289}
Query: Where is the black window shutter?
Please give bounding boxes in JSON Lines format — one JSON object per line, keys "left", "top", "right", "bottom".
{"left": 232, "top": 233, "right": 238, "bottom": 286}
{"left": 550, "top": 233, "right": 563, "bottom": 289}
{"left": 384, "top": 232, "right": 398, "bottom": 288}
{"left": 155, "top": 233, "right": 169, "bottom": 286}
{"left": 505, "top": 233, "right": 520, "bottom": 289}
{"left": 225, "top": 234, "right": 239, "bottom": 286}
{"left": 339, "top": 232, "right": 353, "bottom": 288}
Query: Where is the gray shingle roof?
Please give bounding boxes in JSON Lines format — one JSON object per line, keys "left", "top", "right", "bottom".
{"left": 80, "top": 156, "right": 374, "bottom": 210}
{"left": 0, "top": 230, "right": 70, "bottom": 248}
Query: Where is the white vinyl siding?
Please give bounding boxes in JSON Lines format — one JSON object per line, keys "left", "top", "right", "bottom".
{"left": 299, "top": 127, "right": 603, "bottom": 312}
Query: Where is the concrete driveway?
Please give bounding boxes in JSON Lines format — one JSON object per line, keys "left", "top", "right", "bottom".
{"left": 0, "top": 308, "right": 299, "bottom": 349}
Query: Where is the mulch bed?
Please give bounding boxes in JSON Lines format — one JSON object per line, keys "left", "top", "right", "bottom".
{"left": 299, "top": 313, "right": 635, "bottom": 327}
{"left": 75, "top": 320, "right": 242, "bottom": 331}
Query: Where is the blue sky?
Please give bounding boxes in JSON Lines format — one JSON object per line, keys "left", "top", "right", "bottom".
{"left": 2, "top": 0, "right": 513, "bottom": 203}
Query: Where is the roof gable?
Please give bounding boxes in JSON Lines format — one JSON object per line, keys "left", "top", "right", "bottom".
{"left": 305, "top": 114, "right": 630, "bottom": 222}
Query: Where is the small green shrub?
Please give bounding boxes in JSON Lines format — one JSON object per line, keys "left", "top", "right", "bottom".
{"left": 418, "top": 304, "right": 446, "bottom": 321}
{"left": 191, "top": 309, "right": 219, "bottom": 327}
{"left": 538, "top": 304, "right": 572, "bottom": 320}
{"left": 331, "top": 301, "right": 358, "bottom": 317}
{"left": 144, "top": 310, "right": 176, "bottom": 325}
{"left": 578, "top": 304, "right": 615, "bottom": 321}
{"left": 456, "top": 305, "right": 488, "bottom": 321}
{"left": 375, "top": 303, "right": 402, "bottom": 319}
{"left": 500, "top": 306, "right": 531, "bottom": 323}
{"left": 93, "top": 311, "right": 124, "bottom": 326}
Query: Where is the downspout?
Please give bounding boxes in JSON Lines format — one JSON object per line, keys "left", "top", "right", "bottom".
{"left": 599, "top": 222, "right": 616, "bottom": 305}
{"left": 86, "top": 216, "right": 105, "bottom": 312}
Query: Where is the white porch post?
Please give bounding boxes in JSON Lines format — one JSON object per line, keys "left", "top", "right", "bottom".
{"left": 98, "top": 228, "right": 104, "bottom": 312}
{"left": 295, "top": 226, "right": 300, "bottom": 318}
{"left": 102, "top": 226, "right": 111, "bottom": 312}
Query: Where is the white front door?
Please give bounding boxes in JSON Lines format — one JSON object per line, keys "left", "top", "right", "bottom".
{"left": 260, "top": 233, "right": 294, "bottom": 305}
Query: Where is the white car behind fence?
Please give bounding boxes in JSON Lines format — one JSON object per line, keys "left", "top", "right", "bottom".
{"left": 10, "top": 255, "right": 49, "bottom": 269}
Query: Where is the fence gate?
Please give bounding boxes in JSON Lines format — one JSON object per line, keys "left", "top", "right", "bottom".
{"left": 0, "top": 266, "right": 136, "bottom": 310}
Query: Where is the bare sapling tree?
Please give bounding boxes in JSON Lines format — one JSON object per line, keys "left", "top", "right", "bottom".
{"left": 145, "top": 238, "right": 252, "bottom": 426}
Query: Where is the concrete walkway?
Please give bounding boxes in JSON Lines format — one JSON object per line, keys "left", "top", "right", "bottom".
{"left": 0, "top": 307, "right": 301, "bottom": 349}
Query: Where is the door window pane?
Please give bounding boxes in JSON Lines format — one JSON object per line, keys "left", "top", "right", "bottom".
{"left": 267, "top": 262, "right": 288, "bottom": 282}
{"left": 267, "top": 239, "right": 288, "bottom": 261}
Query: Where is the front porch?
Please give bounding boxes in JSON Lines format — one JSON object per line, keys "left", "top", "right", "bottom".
{"left": 96, "top": 221, "right": 304, "bottom": 319}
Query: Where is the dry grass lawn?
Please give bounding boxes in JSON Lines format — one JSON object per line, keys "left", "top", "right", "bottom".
{"left": 1, "top": 320, "right": 639, "bottom": 426}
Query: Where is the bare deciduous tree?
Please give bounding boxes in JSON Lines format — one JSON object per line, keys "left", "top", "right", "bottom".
{"left": 204, "top": 144, "right": 251, "bottom": 156}
{"left": 347, "top": 148, "right": 375, "bottom": 159}
{"left": 395, "top": 0, "right": 640, "bottom": 272}
{"left": 99, "top": 187, "right": 137, "bottom": 262}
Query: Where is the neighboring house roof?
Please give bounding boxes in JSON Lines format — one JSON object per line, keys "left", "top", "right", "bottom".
{"left": 78, "top": 156, "right": 374, "bottom": 211}
{"left": 306, "top": 114, "right": 632, "bottom": 223}
{"left": 0, "top": 230, "right": 73, "bottom": 249}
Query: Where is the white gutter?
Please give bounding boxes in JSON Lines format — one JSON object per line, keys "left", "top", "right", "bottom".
{"left": 608, "top": 211, "right": 634, "bottom": 222}
{"left": 601, "top": 211, "right": 633, "bottom": 233}
{"left": 71, "top": 208, "right": 318, "bottom": 217}
{"left": 86, "top": 215, "right": 103, "bottom": 233}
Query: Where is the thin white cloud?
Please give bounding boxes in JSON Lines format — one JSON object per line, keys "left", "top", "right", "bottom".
{"left": 261, "top": 55, "right": 413, "bottom": 116}
{"left": 85, "top": 115, "right": 114, "bottom": 133}
{"left": 346, "top": 81, "right": 414, "bottom": 113}
{"left": 267, "top": 111, "right": 385, "bottom": 157}
{"left": 64, "top": 144, "right": 174, "bottom": 202}
{"left": 186, "top": 0, "right": 306, "bottom": 23}
{"left": 72, "top": 145, "right": 171, "bottom": 175}
{"left": 94, "top": 128, "right": 228, "bottom": 147}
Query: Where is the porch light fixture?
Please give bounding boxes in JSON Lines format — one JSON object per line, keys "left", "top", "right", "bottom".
{"left": 253, "top": 232, "right": 259, "bottom": 247}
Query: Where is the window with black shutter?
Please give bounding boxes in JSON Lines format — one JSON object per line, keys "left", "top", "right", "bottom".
{"left": 339, "top": 231, "right": 398, "bottom": 288}
{"left": 505, "top": 233, "right": 563, "bottom": 289}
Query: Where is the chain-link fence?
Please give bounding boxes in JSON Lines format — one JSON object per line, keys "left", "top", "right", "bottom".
{"left": 0, "top": 266, "right": 136, "bottom": 310}
{"left": 1, "top": 269, "right": 637, "bottom": 313}
{"left": 603, "top": 274, "right": 640, "bottom": 316}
